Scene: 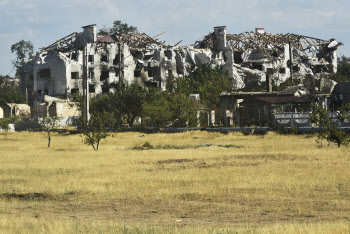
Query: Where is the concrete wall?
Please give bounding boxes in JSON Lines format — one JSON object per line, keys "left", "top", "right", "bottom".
{"left": 273, "top": 112, "right": 350, "bottom": 128}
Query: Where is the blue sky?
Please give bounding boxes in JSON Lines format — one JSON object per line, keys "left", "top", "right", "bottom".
{"left": 1, "top": 0, "right": 349, "bottom": 76}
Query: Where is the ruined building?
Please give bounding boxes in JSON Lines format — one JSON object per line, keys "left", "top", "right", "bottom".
{"left": 196, "top": 27, "right": 342, "bottom": 91}
{"left": 19, "top": 25, "right": 342, "bottom": 104}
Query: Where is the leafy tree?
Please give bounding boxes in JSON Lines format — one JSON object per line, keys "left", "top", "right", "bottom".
{"left": 99, "top": 20, "right": 138, "bottom": 36}
{"left": 88, "top": 84, "right": 146, "bottom": 128}
{"left": 108, "top": 84, "right": 145, "bottom": 127}
{"left": 142, "top": 89, "right": 172, "bottom": 128}
{"left": 0, "top": 75, "right": 25, "bottom": 105}
{"left": 10, "top": 40, "right": 34, "bottom": 76}
{"left": 0, "top": 116, "right": 20, "bottom": 131}
{"left": 329, "top": 56, "right": 350, "bottom": 82}
{"left": 309, "top": 104, "right": 350, "bottom": 147}
{"left": 89, "top": 94, "right": 112, "bottom": 116}
{"left": 72, "top": 94, "right": 115, "bottom": 150}
{"left": 142, "top": 89, "right": 199, "bottom": 128}
{"left": 81, "top": 111, "right": 115, "bottom": 150}
{"left": 168, "top": 93, "right": 198, "bottom": 127}
{"left": 175, "top": 64, "right": 233, "bottom": 110}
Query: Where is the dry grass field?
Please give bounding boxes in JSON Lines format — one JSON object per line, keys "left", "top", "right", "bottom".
{"left": 0, "top": 131, "right": 349, "bottom": 233}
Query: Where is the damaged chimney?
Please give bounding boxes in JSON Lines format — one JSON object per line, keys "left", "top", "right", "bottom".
{"left": 81, "top": 24, "right": 97, "bottom": 43}
{"left": 266, "top": 72, "right": 273, "bottom": 93}
{"left": 213, "top": 26, "right": 227, "bottom": 51}
{"left": 255, "top": 28, "right": 265, "bottom": 35}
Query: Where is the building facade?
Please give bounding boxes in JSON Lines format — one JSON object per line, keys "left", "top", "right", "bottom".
{"left": 19, "top": 25, "right": 341, "bottom": 105}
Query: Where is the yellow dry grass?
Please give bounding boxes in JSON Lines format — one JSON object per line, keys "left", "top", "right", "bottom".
{"left": 0, "top": 131, "right": 349, "bottom": 233}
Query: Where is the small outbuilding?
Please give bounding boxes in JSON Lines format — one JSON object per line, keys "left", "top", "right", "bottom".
{"left": 238, "top": 96, "right": 312, "bottom": 126}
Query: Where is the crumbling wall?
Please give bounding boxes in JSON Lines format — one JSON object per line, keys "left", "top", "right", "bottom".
{"left": 48, "top": 101, "right": 80, "bottom": 117}
{"left": 31, "top": 52, "right": 67, "bottom": 100}
{"left": 2, "top": 103, "right": 31, "bottom": 118}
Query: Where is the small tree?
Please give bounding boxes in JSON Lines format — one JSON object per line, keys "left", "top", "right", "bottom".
{"left": 40, "top": 116, "right": 58, "bottom": 148}
{"left": 309, "top": 104, "right": 350, "bottom": 147}
{"left": 81, "top": 111, "right": 114, "bottom": 150}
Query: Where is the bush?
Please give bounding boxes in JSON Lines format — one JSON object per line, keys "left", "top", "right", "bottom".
{"left": 309, "top": 104, "right": 350, "bottom": 147}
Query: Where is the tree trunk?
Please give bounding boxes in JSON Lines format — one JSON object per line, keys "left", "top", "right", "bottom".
{"left": 48, "top": 131, "right": 51, "bottom": 148}
{"left": 96, "top": 140, "right": 100, "bottom": 151}
{"left": 127, "top": 116, "right": 134, "bottom": 128}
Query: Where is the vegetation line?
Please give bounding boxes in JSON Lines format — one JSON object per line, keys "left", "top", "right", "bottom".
{"left": 130, "top": 141, "right": 243, "bottom": 150}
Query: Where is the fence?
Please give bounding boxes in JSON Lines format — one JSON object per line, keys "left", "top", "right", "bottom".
{"left": 273, "top": 112, "right": 350, "bottom": 128}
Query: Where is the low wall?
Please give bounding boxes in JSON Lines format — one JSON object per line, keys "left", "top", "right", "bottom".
{"left": 273, "top": 112, "right": 350, "bottom": 128}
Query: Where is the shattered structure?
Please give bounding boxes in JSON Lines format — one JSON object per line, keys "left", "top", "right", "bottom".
{"left": 19, "top": 25, "right": 342, "bottom": 105}
{"left": 20, "top": 24, "right": 201, "bottom": 103}
{"left": 196, "top": 27, "right": 341, "bottom": 90}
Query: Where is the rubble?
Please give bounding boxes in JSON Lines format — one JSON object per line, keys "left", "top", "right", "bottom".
{"left": 196, "top": 27, "right": 341, "bottom": 90}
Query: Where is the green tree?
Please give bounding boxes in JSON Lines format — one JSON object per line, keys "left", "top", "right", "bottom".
{"left": 10, "top": 40, "right": 34, "bottom": 76}
{"left": 99, "top": 20, "right": 138, "bottom": 35}
{"left": 329, "top": 56, "right": 350, "bottom": 82}
{"left": 309, "top": 104, "right": 350, "bottom": 147}
{"left": 72, "top": 94, "right": 115, "bottom": 150}
{"left": 88, "top": 84, "right": 146, "bottom": 128}
{"left": 0, "top": 75, "right": 25, "bottom": 105}
{"left": 0, "top": 116, "right": 20, "bottom": 131}
{"left": 109, "top": 84, "right": 145, "bottom": 127}
{"left": 142, "top": 89, "right": 172, "bottom": 128}
{"left": 168, "top": 93, "right": 198, "bottom": 127}
{"left": 142, "top": 89, "right": 199, "bottom": 128}
{"left": 175, "top": 64, "right": 233, "bottom": 110}
{"left": 81, "top": 111, "right": 115, "bottom": 151}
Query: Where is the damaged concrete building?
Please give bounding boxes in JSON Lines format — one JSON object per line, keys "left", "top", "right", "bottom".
{"left": 195, "top": 27, "right": 342, "bottom": 91}
{"left": 19, "top": 25, "right": 342, "bottom": 109}
{"left": 19, "top": 24, "right": 211, "bottom": 103}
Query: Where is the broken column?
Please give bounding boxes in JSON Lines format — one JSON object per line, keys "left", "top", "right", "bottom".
{"left": 266, "top": 71, "right": 273, "bottom": 93}
{"left": 197, "top": 111, "right": 201, "bottom": 127}
{"left": 224, "top": 110, "right": 232, "bottom": 127}
{"left": 330, "top": 50, "right": 338, "bottom": 73}
{"left": 255, "top": 28, "right": 265, "bottom": 34}
{"left": 209, "top": 110, "right": 215, "bottom": 127}
{"left": 81, "top": 24, "right": 97, "bottom": 43}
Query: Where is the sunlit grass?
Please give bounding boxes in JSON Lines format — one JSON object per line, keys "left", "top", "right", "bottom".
{"left": 0, "top": 131, "right": 349, "bottom": 233}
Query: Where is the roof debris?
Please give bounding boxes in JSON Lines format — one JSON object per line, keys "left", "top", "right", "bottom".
{"left": 195, "top": 31, "right": 338, "bottom": 59}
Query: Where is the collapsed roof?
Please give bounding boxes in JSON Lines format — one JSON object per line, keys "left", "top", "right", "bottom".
{"left": 40, "top": 27, "right": 166, "bottom": 53}
{"left": 195, "top": 28, "right": 342, "bottom": 59}
{"left": 25, "top": 25, "right": 342, "bottom": 97}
